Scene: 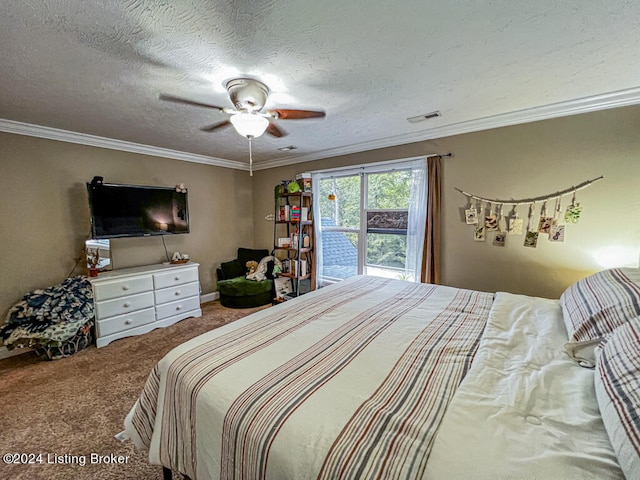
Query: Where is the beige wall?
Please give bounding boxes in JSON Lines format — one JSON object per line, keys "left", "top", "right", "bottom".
{"left": 253, "top": 105, "right": 640, "bottom": 298}
{"left": 2, "top": 105, "right": 638, "bottom": 319}
{"left": 0, "top": 132, "right": 255, "bottom": 317}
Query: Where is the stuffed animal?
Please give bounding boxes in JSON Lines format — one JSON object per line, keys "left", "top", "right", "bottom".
{"left": 246, "top": 256, "right": 283, "bottom": 282}
{"left": 246, "top": 260, "right": 259, "bottom": 277}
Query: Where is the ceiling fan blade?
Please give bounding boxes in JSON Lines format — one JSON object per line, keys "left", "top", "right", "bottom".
{"left": 159, "top": 93, "right": 226, "bottom": 112}
{"left": 266, "top": 122, "right": 286, "bottom": 138}
{"left": 200, "top": 120, "right": 231, "bottom": 132}
{"left": 269, "top": 109, "right": 326, "bottom": 120}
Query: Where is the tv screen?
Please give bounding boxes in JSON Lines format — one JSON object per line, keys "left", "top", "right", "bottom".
{"left": 87, "top": 182, "right": 189, "bottom": 239}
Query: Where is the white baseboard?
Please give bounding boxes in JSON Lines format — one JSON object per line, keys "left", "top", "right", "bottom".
{"left": 200, "top": 291, "right": 219, "bottom": 303}
{"left": 0, "top": 294, "right": 220, "bottom": 361}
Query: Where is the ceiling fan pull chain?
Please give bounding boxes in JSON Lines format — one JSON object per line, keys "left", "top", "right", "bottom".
{"left": 248, "top": 136, "right": 254, "bottom": 176}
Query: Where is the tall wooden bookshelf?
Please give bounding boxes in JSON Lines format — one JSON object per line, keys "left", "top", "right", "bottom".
{"left": 273, "top": 191, "right": 314, "bottom": 301}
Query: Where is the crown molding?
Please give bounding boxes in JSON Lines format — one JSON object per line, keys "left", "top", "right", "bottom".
{"left": 255, "top": 86, "right": 640, "bottom": 170}
{"left": 2, "top": 86, "right": 640, "bottom": 173}
{"left": 0, "top": 119, "right": 248, "bottom": 170}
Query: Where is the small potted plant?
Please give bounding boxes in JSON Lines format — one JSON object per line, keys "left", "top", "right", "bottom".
{"left": 87, "top": 248, "right": 100, "bottom": 277}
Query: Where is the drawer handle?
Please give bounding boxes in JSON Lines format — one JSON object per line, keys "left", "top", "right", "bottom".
{"left": 176, "top": 305, "right": 182, "bottom": 311}
{"left": 123, "top": 302, "right": 131, "bottom": 308}
{"left": 174, "top": 276, "right": 180, "bottom": 281}
{"left": 122, "top": 285, "right": 129, "bottom": 291}
{"left": 125, "top": 319, "right": 133, "bottom": 325}
{"left": 174, "top": 291, "right": 181, "bottom": 296}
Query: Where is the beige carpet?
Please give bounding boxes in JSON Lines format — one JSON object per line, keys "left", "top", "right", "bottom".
{"left": 0, "top": 301, "right": 268, "bottom": 480}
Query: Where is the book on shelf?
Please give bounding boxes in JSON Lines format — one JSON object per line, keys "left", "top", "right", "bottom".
{"left": 278, "top": 205, "right": 290, "bottom": 221}
{"left": 277, "top": 237, "right": 291, "bottom": 247}
{"left": 290, "top": 259, "right": 308, "bottom": 277}
{"left": 280, "top": 259, "right": 307, "bottom": 277}
{"left": 290, "top": 206, "right": 301, "bottom": 221}
{"left": 282, "top": 258, "right": 291, "bottom": 274}
{"left": 289, "top": 233, "right": 310, "bottom": 250}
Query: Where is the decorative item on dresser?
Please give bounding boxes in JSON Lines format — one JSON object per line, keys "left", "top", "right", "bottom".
{"left": 90, "top": 263, "right": 202, "bottom": 348}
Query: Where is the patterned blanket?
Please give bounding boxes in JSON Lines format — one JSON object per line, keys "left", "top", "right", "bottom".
{"left": 1, "top": 276, "right": 94, "bottom": 359}
{"left": 124, "top": 276, "right": 494, "bottom": 479}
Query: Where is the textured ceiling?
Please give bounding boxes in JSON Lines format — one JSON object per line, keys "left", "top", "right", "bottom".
{"left": 1, "top": 1, "right": 639, "bottom": 171}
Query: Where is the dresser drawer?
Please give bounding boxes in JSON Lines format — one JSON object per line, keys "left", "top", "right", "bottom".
{"left": 155, "top": 281, "right": 200, "bottom": 306}
{"left": 93, "top": 275, "right": 153, "bottom": 302}
{"left": 95, "top": 291, "right": 155, "bottom": 320}
{"left": 153, "top": 266, "right": 199, "bottom": 289}
{"left": 96, "top": 307, "right": 155, "bottom": 337}
{"left": 156, "top": 295, "right": 201, "bottom": 321}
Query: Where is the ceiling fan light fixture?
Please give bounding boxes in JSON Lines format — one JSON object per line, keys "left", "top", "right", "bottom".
{"left": 230, "top": 113, "right": 269, "bottom": 138}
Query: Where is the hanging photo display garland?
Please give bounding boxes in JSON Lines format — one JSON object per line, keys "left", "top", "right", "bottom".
{"left": 493, "top": 204, "right": 507, "bottom": 246}
{"left": 485, "top": 202, "right": 498, "bottom": 231}
{"left": 564, "top": 191, "right": 583, "bottom": 223}
{"left": 473, "top": 201, "right": 485, "bottom": 241}
{"left": 455, "top": 175, "right": 603, "bottom": 248}
{"left": 493, "top": 231, "right": 506, "bottom": 247}
{"left": 465, "top": 199, "right": 478, "bottom": 224}
{"left": 549, "top": 197, "right": 566, "bottom": 243}
{"left": 549, "top": 225, "right": 566, "bottom": 242}
{"left": 524, "top": 202, "right": 539, "bottom": 248}
{"left": 507, "top": 208, "right": 524, "bottom": 235}
{"left": 537, "top": 201, "right": 554, "bottom": 234}
{"left": 465, "top": 208, "right": 478, "bottom": 224}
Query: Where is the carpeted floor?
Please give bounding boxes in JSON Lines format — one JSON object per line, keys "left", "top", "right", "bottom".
{"left": 0, "top": 301, "right": 268, "bottom": 480}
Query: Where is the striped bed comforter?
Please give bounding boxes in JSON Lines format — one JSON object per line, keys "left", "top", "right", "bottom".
{"left": 124, "top": 276, "right": 494, "bottom": 479}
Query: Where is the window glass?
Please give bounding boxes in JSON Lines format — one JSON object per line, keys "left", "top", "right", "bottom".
{"left": 319, "top": 176, "right": 360, "bottom": 229}
{"left": 367, "top": 170, "right": 411, "bottom": 209}
{"left": 366, "top": 233, "right": 407, "bottom": 269}
{"left": 320, "top": 227, "right": 358, "bottom": 280}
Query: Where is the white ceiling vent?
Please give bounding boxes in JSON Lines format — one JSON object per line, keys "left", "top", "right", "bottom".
{"left": 407, "top": 111, "right": 442, "bottom": 123}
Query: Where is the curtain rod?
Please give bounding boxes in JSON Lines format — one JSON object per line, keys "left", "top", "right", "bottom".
{"left": 455, "top": 175, "right": 604, "bottom": 207}
{"left": 306, "top": 153, "right": 452, "bottom": 177}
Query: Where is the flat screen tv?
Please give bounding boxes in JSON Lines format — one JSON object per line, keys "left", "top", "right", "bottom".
{"left": 87, "top": 182, "right": 189, "bottom": 239}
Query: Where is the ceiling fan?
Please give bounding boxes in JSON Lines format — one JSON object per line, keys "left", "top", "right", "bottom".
{"left": 159, "top": 77, "right": 325, "bottom": 139}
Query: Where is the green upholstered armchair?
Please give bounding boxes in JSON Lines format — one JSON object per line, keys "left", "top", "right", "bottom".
{"left": 216, "top": 248, "right": 274, "bottom": 308}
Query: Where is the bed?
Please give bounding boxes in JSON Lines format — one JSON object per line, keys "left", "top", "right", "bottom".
{"left": 121, "top": 270, "right": 640, "bottom": 479}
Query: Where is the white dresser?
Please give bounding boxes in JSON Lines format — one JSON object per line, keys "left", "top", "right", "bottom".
{"left": 90, "top": 262, "right": 202, "bottom": 348}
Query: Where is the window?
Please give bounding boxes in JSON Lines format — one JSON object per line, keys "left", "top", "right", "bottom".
{"left": 317, "top": 174, "right": 360, "bottom": 282}
{"left": 312, "top": 158, "right": 427, "bottom": 286}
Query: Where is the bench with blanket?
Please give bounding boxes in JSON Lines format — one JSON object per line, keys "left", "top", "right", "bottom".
{"left": 0, "top": 276, "right": 94, "bottom": 360}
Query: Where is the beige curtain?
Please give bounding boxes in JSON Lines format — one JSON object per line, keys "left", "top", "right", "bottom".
{"left": 421, "top": 155, "right": 441, "bottom": 284}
